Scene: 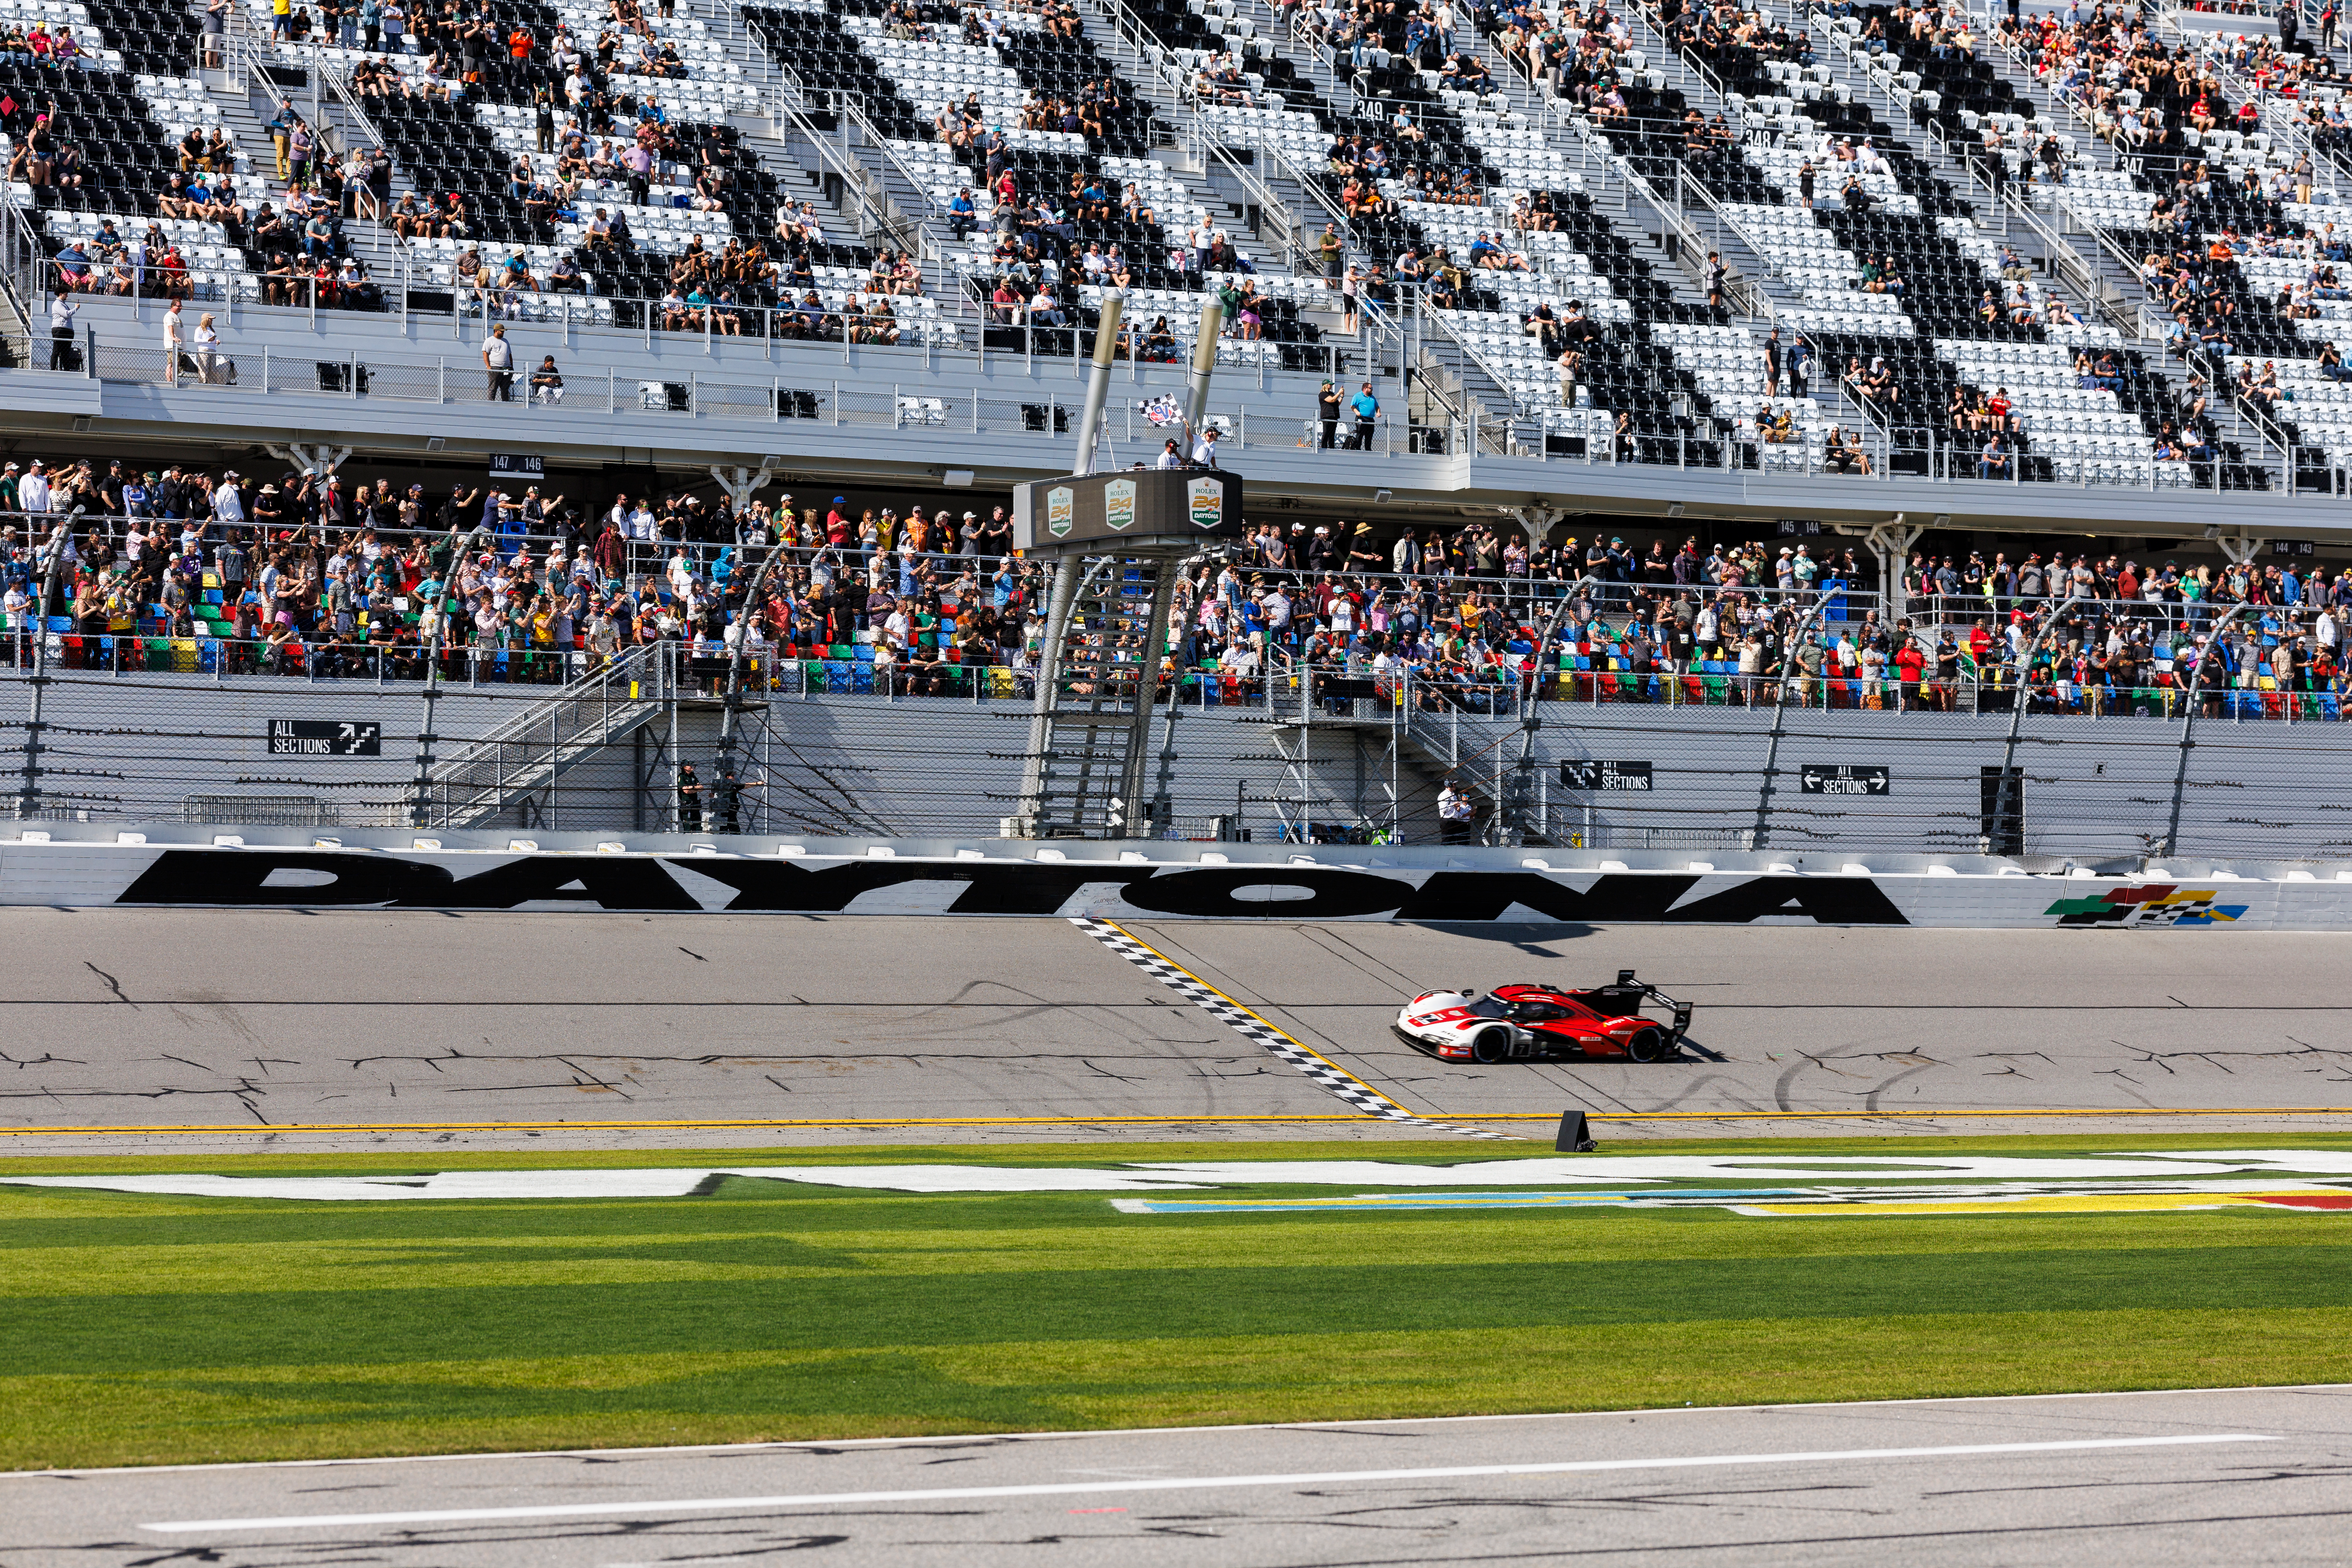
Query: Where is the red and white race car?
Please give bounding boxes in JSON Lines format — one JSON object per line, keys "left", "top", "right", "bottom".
{"left": 1392, "top": 970, "right": 1692, "bottom": 1064}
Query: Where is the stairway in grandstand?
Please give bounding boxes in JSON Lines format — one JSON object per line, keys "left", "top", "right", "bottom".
{"left": 1120, "top": 0, "right": 1733, "bottom": 456}
{"left": 423, "top": 642, "right": 673, "bottom": 828}
{"left": 188, "top": 54, "right": 416, "bottom": 269}
{"left": 1822, "top": 2, "right": 2278, "bottom": 490}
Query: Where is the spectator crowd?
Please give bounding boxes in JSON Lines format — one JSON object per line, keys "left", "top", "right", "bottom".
{"left": 0, "top": 445, "right": 2343, "bottom": 718}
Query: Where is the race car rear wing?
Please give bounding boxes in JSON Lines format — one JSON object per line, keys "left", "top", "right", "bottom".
{"left": 1617, "top": 969, "right": 1693, "bottom": 1042}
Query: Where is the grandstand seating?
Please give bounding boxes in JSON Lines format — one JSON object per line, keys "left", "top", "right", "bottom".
{"left": 14, "top": 0, "right": 2352, "bottom": 498}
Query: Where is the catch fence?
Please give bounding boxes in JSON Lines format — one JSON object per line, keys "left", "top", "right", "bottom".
{"left": 1, "top": 632, "right": 2346, "bottom": 863}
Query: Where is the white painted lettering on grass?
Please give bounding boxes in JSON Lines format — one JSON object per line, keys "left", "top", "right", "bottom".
{"left": 10, "top": 1151, "right": 2352, "bottom": 1202}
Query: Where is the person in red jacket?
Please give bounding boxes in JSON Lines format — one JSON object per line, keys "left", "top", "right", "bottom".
{"left": 1895, "top": 638, "right": 1927, "bottom": 711}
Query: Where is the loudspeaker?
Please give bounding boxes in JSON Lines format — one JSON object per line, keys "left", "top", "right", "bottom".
{"left": 1555, "top": 1110, "right": 1596, "bottom": 1153}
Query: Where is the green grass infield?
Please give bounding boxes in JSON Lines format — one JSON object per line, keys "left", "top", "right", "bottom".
{"left": 4, "top": 1133, "right": 2349, "bottom": 1470}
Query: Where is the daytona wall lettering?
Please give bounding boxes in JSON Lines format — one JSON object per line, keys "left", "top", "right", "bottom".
{"left": 103, "top": 850, "right": 1915, "bottom": 924}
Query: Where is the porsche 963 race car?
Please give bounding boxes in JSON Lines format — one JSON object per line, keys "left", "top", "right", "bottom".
{"left": 1392, "top": 971, "right": 1692, "bottom": 1064}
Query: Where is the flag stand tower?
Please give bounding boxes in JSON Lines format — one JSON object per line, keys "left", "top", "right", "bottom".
{"left": 1009, "top": 298, "right": 1245, "bottom": 838}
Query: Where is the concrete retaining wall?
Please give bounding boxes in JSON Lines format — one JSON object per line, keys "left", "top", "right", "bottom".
{"left": 3, "top": 828, "right": 2345, "bottom": 929}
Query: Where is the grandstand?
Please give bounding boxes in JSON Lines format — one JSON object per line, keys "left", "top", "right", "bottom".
{"left": 0, "top": 0, "right": 2342, "bottom": 504}
{"left": 3, "top": 0, "right": 2352, "bottom": 854}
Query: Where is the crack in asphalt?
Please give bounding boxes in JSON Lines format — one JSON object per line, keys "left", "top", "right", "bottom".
{"left": 82, "top": 962, "right": 137, "bottom": 1008}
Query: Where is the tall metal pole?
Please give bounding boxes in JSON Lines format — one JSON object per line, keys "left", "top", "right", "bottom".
{"left": 1985, "top": 592, "right": 2080, "bottom": 856}
{"left": 2159, "top": 600, "right": 2254, "bottom": 860}
{"left": 408, "top": 526, "right": 487, "bottom": 827}
{"left": 1072, "top": 292, "right": 1124, "bottom": 476}
{"left": 1501, "top": 574, "right": 1597, "bottom": 845}
{"left": 1750, "top": 593, "right": 1833, "bottom": 852}
{"left": 15, "top": 523, "right": 71, "bottom": 821}
{"left": 1180, "top": 299, "right": 1226, "bottom": 451}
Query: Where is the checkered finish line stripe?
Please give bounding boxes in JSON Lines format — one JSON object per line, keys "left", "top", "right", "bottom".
{"left": 1071, "top": 918, "right": 1512, "bottom": 1139}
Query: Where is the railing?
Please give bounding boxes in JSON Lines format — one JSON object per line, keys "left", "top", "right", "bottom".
{"left": 1487, "top": 8, "right": 1773, "bottom": 320}
{"left": 1232, "top": 132, "right": 1417, "bottom": 372}
{"left": 1203, "top": 139, "right": 1308, "bottom": 272}
{"left": 0, "top": 181, "right": 40, "bottom": 368}
{"left": 821, "top": 91, "right": 950, "bottom": 289}
{"left": 0, "top": 581, "right": 2318, "bottom": 698}
{"left": 2152, "top": 2, "right": 2352, "bottom": 192}
{"left": 1236, "top": 0, "right": 1350, "bottom": 110}
{"left": 426, "top": 641, "right": 673, "bottom": 824}
{"left": 1234, "top": 131, "right": 1390, "bottom": 321}
{"left": 1083, "top": 0, "right": 1184, "bottom": 107}
{"left": 1416, "top": 307, "right": 1539, "bottom": 433}
{"left": 1656, "top": 164, "right": 1768, "bottom": 318}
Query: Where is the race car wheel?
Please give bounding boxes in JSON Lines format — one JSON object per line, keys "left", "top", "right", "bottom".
{"left": 1470, "top": 1027, "right": 1513, "bottom": 1065}
{"left": 1626, "top": 1028, "right": 1671, "bottom": 1063}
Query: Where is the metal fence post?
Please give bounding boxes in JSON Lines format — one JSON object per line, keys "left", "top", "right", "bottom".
{"left": 13, "top": 532, "right": 68, "bottom": 819}
{"left": 2159, "top": 602, "right": 2253, "bottom": 858}
{"left": 1751, "top": 595, "right": 1831, "bottom": 851}
{"left": 1989, "top": 594, "right": 2080, "bottom": 856}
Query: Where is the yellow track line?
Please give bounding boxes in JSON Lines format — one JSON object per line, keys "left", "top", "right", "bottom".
{"left": 1096, "top": 918, "right": 1425, "bottom": 1119}
{"left": 2, "top": 1110, "right": 2343, "bottom": 1138}
{"left": 0, "top": 1115, "right": 1391, "bottom": 1137}
{"left": 1457, "top": 1108, "right": 2352, "bottom": 1121}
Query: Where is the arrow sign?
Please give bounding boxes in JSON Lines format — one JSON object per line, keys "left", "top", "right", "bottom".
{"left": 267, "top": 719, "right": 383, "bottom": 757}
{"left": 1561, "top": 760, "right": 1653, "bottom": 791}
{"left": 1800, "top": 764, "right": 1889, "bottom": 795}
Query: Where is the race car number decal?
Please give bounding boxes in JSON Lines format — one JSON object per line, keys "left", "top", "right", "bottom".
{"left": 1408, "top": 1008, "right": 1481, "bottom": 1027}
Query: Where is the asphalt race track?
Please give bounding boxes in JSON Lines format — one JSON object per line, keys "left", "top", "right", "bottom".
{"left": 6, "top": 1387, "right": 2347, "bottom": 1566}
{"left": 1120, "top": 919, "right": 2352, "bottom": 1122}
{"left": 0, "top": 909, "right": 2348, "bottom": 1137}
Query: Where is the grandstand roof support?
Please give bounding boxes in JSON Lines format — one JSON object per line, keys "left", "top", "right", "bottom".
{"left": 2211, "top": 528, "right": 2267, "bottom": 566}
{"left": 1865, "top": 516, "right": 1926, "bottom": 625}
{"left": 266, "top": 443, "right": 350, "bottom": 477}
{"left": 708, "top": 461, "right": 779, "bottom": 513}
{"left": 1500, "top": 504, "right": 1569, "bottom": 551}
